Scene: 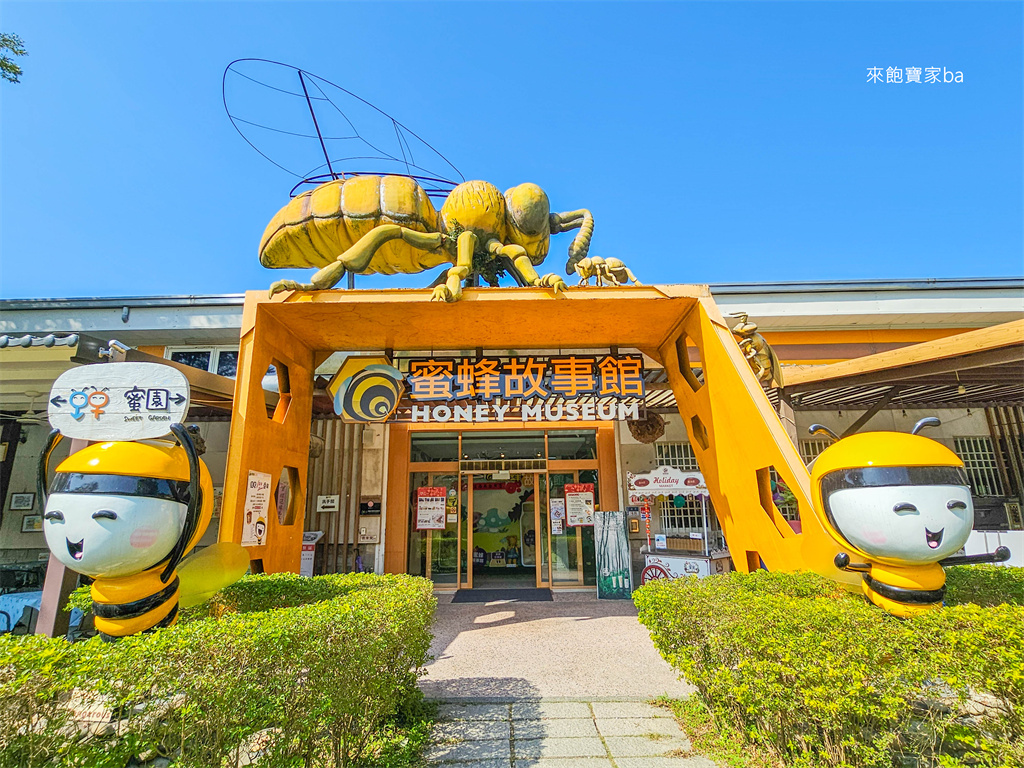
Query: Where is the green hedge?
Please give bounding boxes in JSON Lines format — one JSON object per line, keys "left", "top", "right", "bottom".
{"left": 635, "top": 569, "right": 1024, "bottom": 768}
{"left": 66, "top": 571, "right": 392, "bottom": 620}
{"left": 1, "top": 573, "right": 436, "bottom": 768}
{"left": 945, "top": 563, "right": 1024, "bottom": 607}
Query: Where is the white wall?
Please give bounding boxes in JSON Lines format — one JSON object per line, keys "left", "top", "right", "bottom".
{"left": 793, "top": 408, "right": 993, "bottom": 449}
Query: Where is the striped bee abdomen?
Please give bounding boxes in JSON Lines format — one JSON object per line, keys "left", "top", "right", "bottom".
{"left": 91, "top": 568, "right": 181, "bottom": 640}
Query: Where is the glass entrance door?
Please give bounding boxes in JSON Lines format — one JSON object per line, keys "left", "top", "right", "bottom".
{"left": 463, "top": 472, "right": 542, "bottom": 589}
{"left": 408, "top": 472, "right": 461, "bottom": 588}
{"left": 547, "top": 471, "right": 599, "bottom": 586}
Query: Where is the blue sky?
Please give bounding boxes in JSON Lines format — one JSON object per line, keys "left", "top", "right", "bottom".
{"left": 1, "top": 1, "right": 1021, "bottom": 299}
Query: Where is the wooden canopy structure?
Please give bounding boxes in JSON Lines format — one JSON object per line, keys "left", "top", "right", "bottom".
{"left": 778, "top": 320, "right": 1024, "bottom": 411}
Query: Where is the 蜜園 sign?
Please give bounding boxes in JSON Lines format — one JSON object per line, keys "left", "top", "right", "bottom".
{"left": 400, "top": 354, "right": 646, "bottom": 423}
{"left": 48, "top": 363, "right": 190, "bottom": 441}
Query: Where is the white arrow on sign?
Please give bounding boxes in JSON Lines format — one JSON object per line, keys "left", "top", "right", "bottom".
{"left": 48, "top": 362, "right": 191, "bottom": 441}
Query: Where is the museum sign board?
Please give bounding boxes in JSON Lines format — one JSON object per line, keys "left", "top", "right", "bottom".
{"left": 395, "top": 354, "right": 647, "bottom": 423}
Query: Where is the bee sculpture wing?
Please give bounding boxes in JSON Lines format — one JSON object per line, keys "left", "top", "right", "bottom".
{"left": 177, "top": 541, "right": 251, "bottom": 608}
{"left": 223, "top": 59, "right": 464, "bottom": 200}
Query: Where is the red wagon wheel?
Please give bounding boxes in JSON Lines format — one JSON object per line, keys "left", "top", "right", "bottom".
{"left": 641, "top": 564, "right": 670, "bottom": 585}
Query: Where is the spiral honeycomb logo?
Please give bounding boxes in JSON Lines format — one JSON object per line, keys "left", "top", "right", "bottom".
{"left": 330, "top": 361, "right": 404, "bottom": 423}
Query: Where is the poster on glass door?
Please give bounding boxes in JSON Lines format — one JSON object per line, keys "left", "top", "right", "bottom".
{"left": 416, "top": 487, "right": 447, "bottom": 530}
{"left": 550, "top": 498, "right": 565, "bottom": 534}
{"left": 564, "top": 483, "right": 595, "bottom": 526}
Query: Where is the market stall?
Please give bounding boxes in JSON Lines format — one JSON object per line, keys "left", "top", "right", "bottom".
{"left": 626, "top": 465, "right": 732, "bottom": 584}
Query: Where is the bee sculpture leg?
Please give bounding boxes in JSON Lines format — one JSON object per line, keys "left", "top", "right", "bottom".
{"left": 599, "top": 266, "right": 622, "bottom": 286}
{"left": 614, "top": 265, "right": 641, "bottom": 285}
{"left": 487, "top": 241, "right": 568, "bottom": 294}
{"left": 269, "top": 225, "right": 446, "bottom": 298}
{"left": 431, "top": 230, "right": 476, "bottom": 303}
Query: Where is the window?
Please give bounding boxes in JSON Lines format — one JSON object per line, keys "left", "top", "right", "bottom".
{"left": 169, "top": 350, "right": 211, "bottom": 371}
{"left": 768, "top": 468, "right": 800, "bottom": 522}
{"left": 547, "top": 430, "right": 597, "bottom": 461}
{"left": 954, "top": 437, "right": 1005, "bottom": 497}
{"left": 655, "top": 442, "right": 699, "bottom": 470}
{"left": 216, "top": 351, "right": 239, "bottom": 377}
{"left": 659, "top": 494, "right": 704, "bottom": 532}
{"left": 167, "top": 348, "right": 240, "bottom": 378}
{"left": 654, "top": 442, "right": 726, "bottom": 550}
{"left": 800, "top": 439, "right": 831, "bottom": 466}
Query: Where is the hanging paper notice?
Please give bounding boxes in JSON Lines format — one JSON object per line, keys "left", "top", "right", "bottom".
{"left": 549, "top": 498, "right": 566, "bottom": 534}
{"left": 242, "top": 470, "right": 271, "bottom": 546}
{"left": 565, "top": 483, "right": 595, "bottom": 527}
{"left": 416, "top": 487, "right": 447, "bottom": 530}
{"left": 550, "top": 498, "right": 566, "bottom": 520}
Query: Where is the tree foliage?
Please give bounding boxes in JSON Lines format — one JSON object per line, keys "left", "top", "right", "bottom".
{"left": 1, "top": 33, "right": 27, "bottom": 84}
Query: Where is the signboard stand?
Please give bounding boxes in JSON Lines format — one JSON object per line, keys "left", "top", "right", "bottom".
{"left": 627, "top": 467, "right": 731, "bottom": 585}
{"left": 594, "top": 511, "right": 632, "bottom": 599}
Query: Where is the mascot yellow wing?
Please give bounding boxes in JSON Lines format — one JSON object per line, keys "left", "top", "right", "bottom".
{"left": 177, "top": 542, "right": 251, "bottom": 608}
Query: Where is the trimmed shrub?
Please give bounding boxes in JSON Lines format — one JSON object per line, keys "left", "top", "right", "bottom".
{"left": 1, "top": 573, "right": 435, "bottom": 768}
{"left": 944, "top": 564, "right": 1024, "bottom": 607}
{"left": 65, "top": 571, "right": 392, "bottom": 621}
{"left": 635, "top": 569, "right": 1024, "bottom": 768}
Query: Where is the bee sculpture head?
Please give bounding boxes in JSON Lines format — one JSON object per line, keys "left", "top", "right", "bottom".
{"left": 43, "top": 431, "right": 214, "bottom": 580}
{"left": 809, "top": 421, "right": 974, "bottom": 567}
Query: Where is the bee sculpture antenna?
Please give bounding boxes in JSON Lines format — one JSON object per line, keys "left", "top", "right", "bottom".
{"left": 808, "top": 424, "right": 839, "bottom": 441}
{"left": 912, "top": 417, "right": 942, "bottom": 435}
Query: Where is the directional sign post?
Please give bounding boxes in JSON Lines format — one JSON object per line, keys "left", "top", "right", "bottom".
{"left": 48, "top": 362, "right": 191, "bottom": 441}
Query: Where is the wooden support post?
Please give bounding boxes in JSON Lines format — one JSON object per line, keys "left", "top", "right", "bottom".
{"left": 985, "top": 407, "right": 1014, "bottom": 500}
{"left": 34, "top": 555, "right": 79, "bottom": 638}
{"left": 776, "top": 391, "right": 799, "bottom": 449}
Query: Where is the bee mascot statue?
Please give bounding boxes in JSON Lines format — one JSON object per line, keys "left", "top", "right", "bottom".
{"left": 39, "top": 422, "right": 248, "bottom": 640}
{"left": 809, "top": 418, "right": 1010, "bottom": 618}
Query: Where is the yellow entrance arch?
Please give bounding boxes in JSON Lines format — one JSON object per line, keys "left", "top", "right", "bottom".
{"left": 220, "top": 285, "right": 848, "bottom": 580}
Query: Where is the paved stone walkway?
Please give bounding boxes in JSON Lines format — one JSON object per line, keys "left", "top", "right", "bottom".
{"left": 425, "top": 700, "right": 716, "bottom": 767}
{"left": 421, "top": 593, "right": 692, "bottom": 700}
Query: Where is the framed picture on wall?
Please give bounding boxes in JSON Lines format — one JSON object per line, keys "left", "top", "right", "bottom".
{"left": 21, "top": 515, "right": 43, "bottom": 532}
{"left": 10, "top": 492, "right": 35, "bottom": 511}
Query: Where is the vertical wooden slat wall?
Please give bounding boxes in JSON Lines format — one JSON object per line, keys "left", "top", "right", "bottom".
{"left": 987, "top": 406, "right": 1024, "bottom": 502}
{"left": 305, "top": 417, "right": 367, "bottom": 574}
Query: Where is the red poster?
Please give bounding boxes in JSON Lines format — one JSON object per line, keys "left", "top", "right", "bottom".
{"left": 416, "top": 487, "right": 447, "bottom": 530}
